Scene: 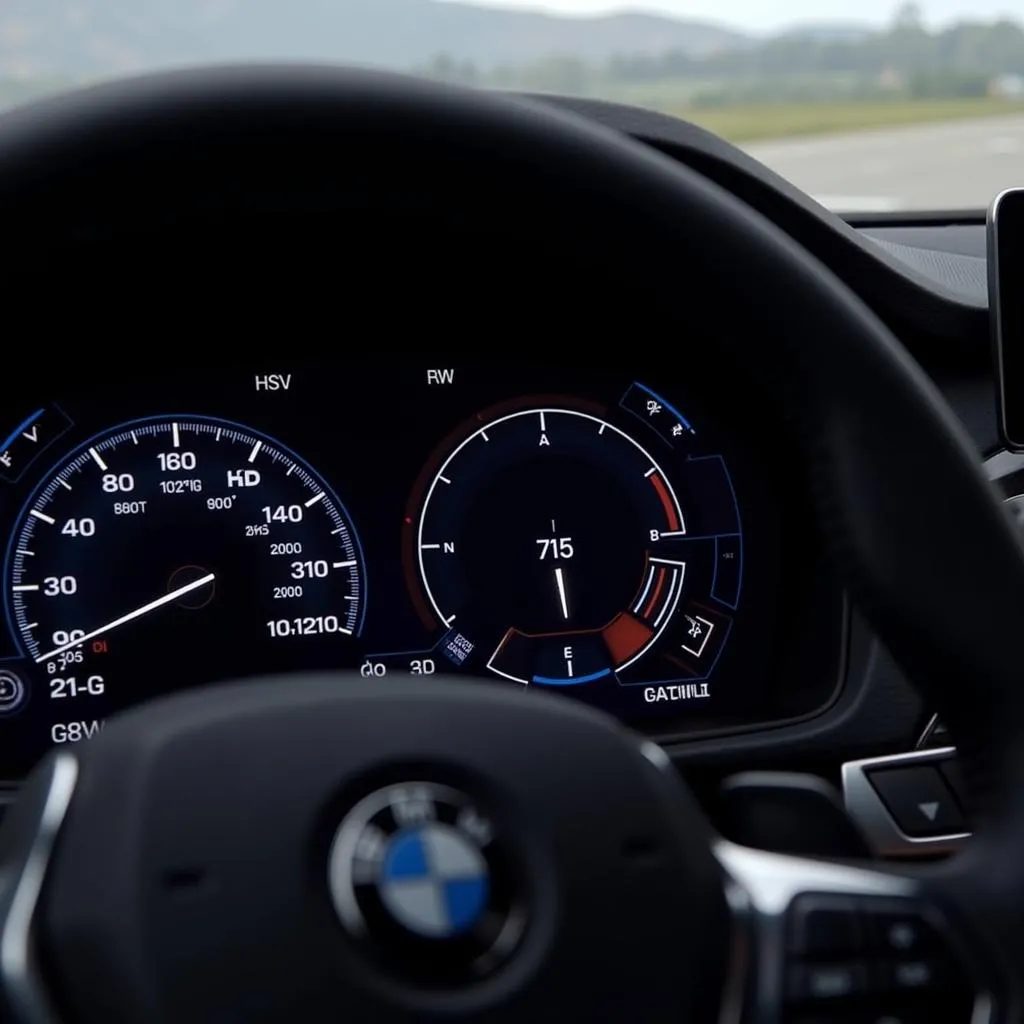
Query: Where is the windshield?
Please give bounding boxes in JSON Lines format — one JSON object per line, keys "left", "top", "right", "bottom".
{"left": 1, "top": 0, "right": 1020, "bottom": 212}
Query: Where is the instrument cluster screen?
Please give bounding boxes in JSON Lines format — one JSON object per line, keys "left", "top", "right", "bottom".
{"left": 0, "top": 359, "right": 843, "bottom": 778}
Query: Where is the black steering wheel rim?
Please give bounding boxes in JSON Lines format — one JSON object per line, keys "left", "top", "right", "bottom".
{"left": 0, "top": 64, "right": 1021, "bottom": 1021}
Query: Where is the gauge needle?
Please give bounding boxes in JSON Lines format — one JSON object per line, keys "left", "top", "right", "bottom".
{"left": 34, "top": 572, "right": 216, "bottom": 664}
{"left": 554, "top": 567, "right": 570, "bottom": 620}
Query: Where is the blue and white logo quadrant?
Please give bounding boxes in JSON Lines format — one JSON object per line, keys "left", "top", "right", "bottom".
{"left": 378, "top": 823, "right": 490, "bottom": 939}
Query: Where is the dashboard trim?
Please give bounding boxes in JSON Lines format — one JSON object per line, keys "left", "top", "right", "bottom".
{"left": 528, "top": 92, "right": 989, "bottom": 348}
{"left": 908, "top": 449, "right": 1024, "bottom": 764}
{"left": 916, "top": 713, "right": 942, "bottom": 749}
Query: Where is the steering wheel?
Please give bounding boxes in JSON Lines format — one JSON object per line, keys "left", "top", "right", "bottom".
{"left": 0, "top": 65, "right": 1020, "bottom": 1024}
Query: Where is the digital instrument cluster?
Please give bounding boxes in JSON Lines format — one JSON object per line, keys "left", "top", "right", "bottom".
{"left": 0, "top": 360, "right": 843, "bottom": 778}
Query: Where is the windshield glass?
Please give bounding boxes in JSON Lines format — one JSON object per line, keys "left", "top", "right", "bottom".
{"left": 1, "top": 0, "right": 1020, "bottom": 212}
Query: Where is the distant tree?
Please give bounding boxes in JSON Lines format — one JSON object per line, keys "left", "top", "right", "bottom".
{"left": 893, "top": 3, "right": 924, "bottom": 31}
{"left": 421, "top": 54, "right": 479, "bottom": 86}
{"left": 422, "top": 54, "right": 455, "bottom": 82}
{"left": 518, "top": 56, "right": 591, "bottom": 96}
{"left": 472, "top": 11, "right": 1024, "bottom": 104}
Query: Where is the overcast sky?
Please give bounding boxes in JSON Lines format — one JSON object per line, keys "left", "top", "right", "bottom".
{"left": 455, "top": 0, "right": 1024, "bottom": 32}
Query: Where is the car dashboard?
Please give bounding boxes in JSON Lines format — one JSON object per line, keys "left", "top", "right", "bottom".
{"left": 0, "top": 87, "right": 1002, "bottom": 864}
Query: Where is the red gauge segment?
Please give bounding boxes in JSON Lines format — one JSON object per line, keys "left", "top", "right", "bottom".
{"left": 602, "top": 613, "right": 653, "bottom": 666}
{"left": 649, "top": 474, "right": 680, "bottom": 533}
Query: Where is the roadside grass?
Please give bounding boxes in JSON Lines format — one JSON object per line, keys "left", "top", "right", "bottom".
{"left": 654, "top": 97, "right": 1024, "bottom": 143}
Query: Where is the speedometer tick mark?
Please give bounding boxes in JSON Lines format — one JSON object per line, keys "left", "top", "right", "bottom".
{"left": 57, "top": 478, "right": 72, "bottom": 491}
{"left": 248, "top": 441, "right": 262, "bottom": 463}
{"left": 215, "top": 428, "right": 222, "bottom": 441}
{"left": 644, "top": 467, "right": 656, "bottom": 478}
{"left": 29, "top": 510, "right": 55, "bottom": 524}
{"left": 88, "top": 447, "right": 108, "bottom": 471}
{"left": 480, "top": 430, "right": 490, "bottom": 442}
{"left": 286, "top": 465, "right": 295, "bottom": 476}
{"left": 131, "top": 431, "right": 138, "bottom": 444}
{"left": 17, "top": 549, "right": 34, "bottom": 557}
{"left": 438, "top": 475, "right": 451, "bottom": 485}
{"left": 333, "top": 560, "right": 357, "bottom": 569}
{"left": 172, "top": 422, "right": 180, "bottom": 448}
{"left": 304, "top": 492, "right": 325, "bottom": 508}
{"left": 12, "top": 585, "right": 39, "bottom": 592}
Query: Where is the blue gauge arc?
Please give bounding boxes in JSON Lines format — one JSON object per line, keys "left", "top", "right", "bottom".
{"left": 632, "top": 383, "right": 695, "bottom": 434}
{"left": 532, "top": 668, "right": 611, "bottom": 687}
{"left": 0, "top": 410, "right": 44, "bottom": 457}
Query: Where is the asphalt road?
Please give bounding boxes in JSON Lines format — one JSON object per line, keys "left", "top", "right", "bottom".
{"left": 743, "top": 113, "right": 1024, "bottom": 213}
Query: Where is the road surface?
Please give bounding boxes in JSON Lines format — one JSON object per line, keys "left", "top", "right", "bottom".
{"left": 743, "top": 113, "right": 1024, "bottom": 213}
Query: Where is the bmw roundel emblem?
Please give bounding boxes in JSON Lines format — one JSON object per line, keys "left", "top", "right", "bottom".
{"left": 328, "top": 781, "right": 528, "bottom": 982}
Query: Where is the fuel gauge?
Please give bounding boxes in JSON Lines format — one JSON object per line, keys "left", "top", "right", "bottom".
{"left": 403, "top": 388, "right": 743, "bottom": 697}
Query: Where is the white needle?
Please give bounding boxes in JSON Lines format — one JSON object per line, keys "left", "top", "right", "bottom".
{"left": 554, "top": 567, "right": 570, "bottom": 620}
{"left": 34, "top": 572, "right": 215, "bottom": 663}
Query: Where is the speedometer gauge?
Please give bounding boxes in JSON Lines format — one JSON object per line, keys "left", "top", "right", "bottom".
{"left": 4, "top": 415, "right": 366, "bottom": 716}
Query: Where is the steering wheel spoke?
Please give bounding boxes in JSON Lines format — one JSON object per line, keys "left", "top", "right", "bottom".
{"left": 716, "top": 841, "right": 997, "bottom": 1024}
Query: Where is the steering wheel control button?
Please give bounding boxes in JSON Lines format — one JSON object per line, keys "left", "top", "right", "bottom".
{"left": 327, "top": 781, "right": 528, "bottom": 986}
{"left": 784, "top": 897, "right": 979, "bottom": 1024}
{"left": 868, "top": 909, "right": 944, "bottom": 958}
{"left": 787, "top": 897, "right": 863, "bottom": 957}
{"left": 0, "top": 670, "right": 26, "bottom": 716}
{"left": 863, "top": 903, "right": 978, "bottom": 1022}
{"left": 864, "top": 765, "right": 966, "bottom": 837}
{"left": 787, "top": 962, "right": 868, "bottom": 1002}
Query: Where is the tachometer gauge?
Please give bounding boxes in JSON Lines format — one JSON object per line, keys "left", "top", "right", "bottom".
{"left": 4, "top": 416, "right": 366, "bottom": 713}
{"left": 403, "top": 387, "right": 743, "bottom": 707}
